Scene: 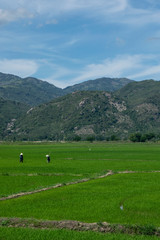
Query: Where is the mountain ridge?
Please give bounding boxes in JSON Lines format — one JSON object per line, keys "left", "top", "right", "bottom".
{"left": 0, "top": 72, "right": 133, "bottom": 106}
{"left": 2, "top": 79, "right": 159, "bottom": 141}
{"left": 0, "top": 72, "right": 159, "bottom": 141}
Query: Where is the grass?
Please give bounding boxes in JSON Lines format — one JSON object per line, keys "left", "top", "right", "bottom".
{"left": 0, "top": 142, "right": 160, "bottom": 176}
{"left": 0, "top": 141, "right": 160, "bottom": 238}
{"left": 0, "top": 174, "right": 82, "bottom": 197}
{"left": 0, "top": 227, "right": 159, "bottom": 240}
{"left": 0, "top": 172, "right": 160, "bottom": 226}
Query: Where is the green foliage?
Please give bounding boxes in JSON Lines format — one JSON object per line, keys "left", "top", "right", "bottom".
{"left": 0, "top": 227, "right": 158, "bottom": 240}
{"left": 86, "top": 135, "right": 95, "bottom": 142}
{"left": 73, "top": 135, "right": 81, "bottom": 141}
{"left": 129, "top": 133, "right": 157, "bottom": 142}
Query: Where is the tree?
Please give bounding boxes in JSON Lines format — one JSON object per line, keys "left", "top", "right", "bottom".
{"left": 129, "top": 133, "right": 142, "bottom": 142}
{"left": 86, "top": 135, "right": 95, "bottom": 142}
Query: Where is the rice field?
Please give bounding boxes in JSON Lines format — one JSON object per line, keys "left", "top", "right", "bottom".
{"left": 0, "top": 227, "right": 159, "bottom": 240}
{"left": 0, "top": 141, "right": 160, "bottom": 239}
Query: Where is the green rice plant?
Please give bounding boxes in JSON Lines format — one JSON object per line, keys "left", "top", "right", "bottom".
{"left": 0, "top": 172, "right": 160, "bottom": 226}
{"left": 0, "top": 227, "right": 159, "bottom": 240}
{"left": 0, "top": 175, "right": 82, "bottom": 197}
{"left": 0, "top": 142, "right": 160, "bottom": 176}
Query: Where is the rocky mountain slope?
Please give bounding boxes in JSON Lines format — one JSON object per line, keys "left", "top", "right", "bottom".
{"left": 3, "top": 80, "right": 159, "bottom": 141}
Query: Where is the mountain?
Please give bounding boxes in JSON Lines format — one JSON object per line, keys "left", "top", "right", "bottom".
{"left": 4, "top": 80, "right": 160, "bottom": 141}
{"left": 115, "top": 80, "right": 160, "bottom": 133}
{"left": 6, "top": 91, "right": 128, "bottom": 140}
{"left": 0, "top": 73, "right": 134, "bottom": 106}
{"left": 115, "top": 79, "right": 160, "bottom": 106}
{"left": 63, "top": 77, "right": 133, "bottom": 94}
{"left": 0, "top": 97, "right": 29, "bottom": 138}
{"left": 0, "top": 72, "right": 63, "bottom": 106}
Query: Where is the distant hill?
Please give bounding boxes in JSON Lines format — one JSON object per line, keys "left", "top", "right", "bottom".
{"left": 7, "top": 91, "right": 128, "bottom": 140}
{"left": 0, "top": 73, "right": 134, "bottom": 106}
{"left": 116, "top": 79, "right": 160, "bottom": 106}
{"left": 0, "top": 72, "right": 159, "bottom": 141}
{"left": 0, "top": 97, "right": 29, "bottom": 138}
{"left": 63, "top": 77, "right": 133, "bottom": 94}
{"left": 115, "top": 80, "right": 160, "bottom": 133}
{"left": 4, "top": 80, "right": 159, "bottom": 141}
{"left": 0, "top": 72, "right": 63, "bottom": 106}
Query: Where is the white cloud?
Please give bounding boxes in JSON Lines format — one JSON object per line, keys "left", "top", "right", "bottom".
{"left": 0, "top": 59, "right": 39, "bottom": 77}
{"left": 22, "top": 0, "right": 128, "bottom": 15}
{"left": 129, "top": 65, "right": 160, "bottom": 79}
{"left": 66, "top": 54, "right": 160, "bottom": 85}
{"left": 0, "top": 8, "right": 33, "bottom": 25}
{"left": 1, "top": 0, "right": 160, "bottom": 26}
{"left": 0, "top": 0, "right": 128, "bottom": 20}
{"left": 71, "top": 55, "right": 141, "bottom": 83}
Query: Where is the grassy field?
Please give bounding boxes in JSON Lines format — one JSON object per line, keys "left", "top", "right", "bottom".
{"left": 0, "top": 227, "right": 159, "bottom": 240}
{"left": 0, "top": 141, "right": 160, "bottom": 239}
{"left": 1, "top": 142, "right": 160, "bottom": 174}
{"left": 0, "top": 174, "right": 82, "bottom": 197}
{"left": 1, "top": 172, "right": 160, "bottom": 225}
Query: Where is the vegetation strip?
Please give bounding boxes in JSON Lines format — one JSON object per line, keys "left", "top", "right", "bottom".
{"left": 0, "top": 217, "right": 160, "bottom": 236}
{"left": 0, "top": 173, "right": 83, "bottom": 177}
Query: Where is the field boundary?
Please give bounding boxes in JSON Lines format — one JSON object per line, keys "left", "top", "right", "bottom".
{"left": 0, "top": 171, "right": 114, "bottom": 201}
{"left": 0, "top": 217, "right": 159, "bottom": 236}
{"left": 1, "top": 170, "right": 160, "bottom": 201}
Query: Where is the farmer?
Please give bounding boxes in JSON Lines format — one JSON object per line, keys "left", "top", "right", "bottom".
{"left": 46, "top": 154, "right": 50, "bottom": 163}
{"left": 20, "top": 153, "right": 23, "bottom": 163}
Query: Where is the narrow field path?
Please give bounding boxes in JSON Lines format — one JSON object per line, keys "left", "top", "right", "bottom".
{"left": 0, "top": 170, "right": 160, "bottom": 201}
{"left": 0, "top": 171, "right": 113, "bottom": 201}
{"left": 0, "top": 173, "right": 83, "bottom": 177}
{"left": 0, "top": 217, "right": 159, "bottom": 236}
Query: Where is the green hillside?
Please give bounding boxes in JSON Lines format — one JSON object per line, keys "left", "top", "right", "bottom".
{"left": 116, "top": 80, "right": 160, "bottom": 106}
{"left": 0, "top": 72, "right": 63, "bottom": 106}
{"left": 0, "top": 75, "right": 159, "bottom": 141}
{"left": 0, "top": 98, "right": 29, "bottom": 139}
{"left": 0, "top": 73, "right": 133, "bottom": 106}
{"left": 5, "top": 79, "right": 159, "bottom": 141}
{"left": 5, "top": 91, "right": 129, "bottom": 140}
{"left": 116, "top": 80, "right": 160, "bottom": 133}
{"left": 63, "top": 77, "right": 133, "bottom": 94}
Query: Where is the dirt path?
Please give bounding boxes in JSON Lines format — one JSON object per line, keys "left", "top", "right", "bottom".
{"left": 0, "top": 217, "right": 159, "bottom": 236}
{"left": 1, "top": 170, "right": 160, "bottom": 201}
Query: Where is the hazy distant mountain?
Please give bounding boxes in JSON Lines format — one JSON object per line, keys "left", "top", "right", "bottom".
{"left": 63, "top": 77, "right": 133, "bottom": 94}
{"left": 4, "top": 79, "right": 159, "bottom": 141}
{"left": 0, "top": 73, "right": 134, "bottom": 106}
{"left": 0, "top": 72, "right": 63, "bottom": 106}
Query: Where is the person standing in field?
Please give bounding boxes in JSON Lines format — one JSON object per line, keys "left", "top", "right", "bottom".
{"left": 46, "top": 154, "right": 50, "bottom": 163}
{"left": 20, "top": 153, "right": 23, "bottom": 163}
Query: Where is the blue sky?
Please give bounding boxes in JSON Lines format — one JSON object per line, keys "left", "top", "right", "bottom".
{"left": 0, "top": 0, "right": 160, "bottom": 88}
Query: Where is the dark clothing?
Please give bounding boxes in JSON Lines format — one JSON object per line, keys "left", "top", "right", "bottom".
{"left": 47, "top": 156, "right": 50, "bottom": 163}
{"left": 20, "top": 155, "right": 23, "bottom": 163}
